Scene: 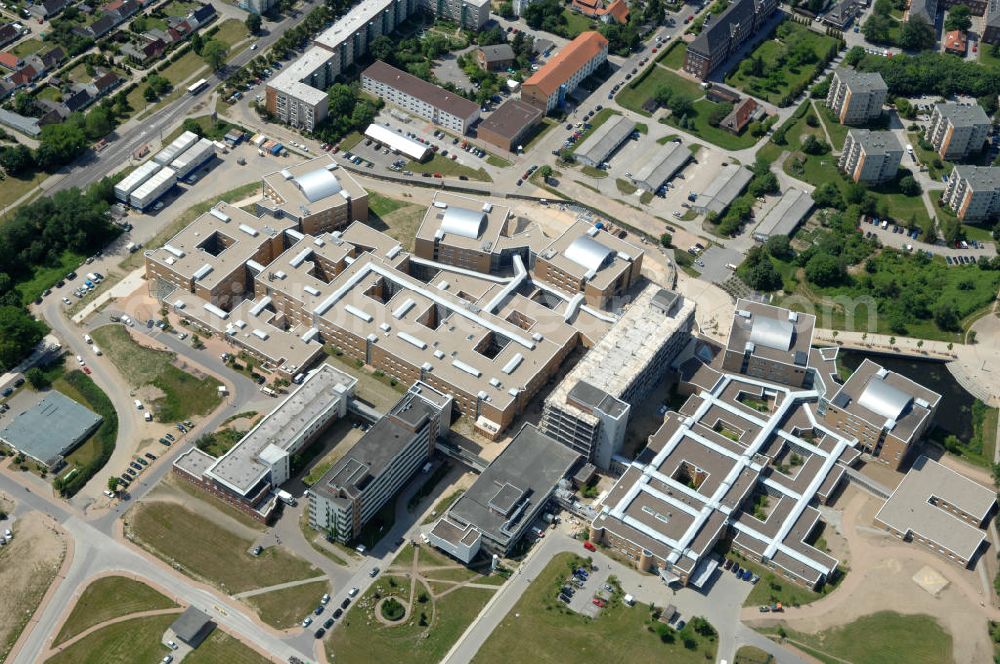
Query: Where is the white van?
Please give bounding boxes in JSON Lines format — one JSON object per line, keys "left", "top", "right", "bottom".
{"left": 92, "top": 346, "right": 102, "bottom": 356}
{"left": 83, "top": 334, "right": 93, "bottom": 344}
{"left": 134, "top": 400, "right": 143, "bottom": 410}
{"left": 144, "top": 411, "right": 153, "bottom": 422}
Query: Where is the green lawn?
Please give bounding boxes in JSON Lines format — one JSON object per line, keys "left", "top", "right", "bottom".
{"left": 728, "top": 552, "right": 828, "bottom": 607}
{"left": 562, "top": 9, "right": 596, "bottom": 37}
{"left": 0, "top": 169, "right": 48, "bottom": 213}
{"left": 44, "top": 615, "right": 174, "bottom": 664}
{"left": 368, "top": 191, "right": 411, "bottom": 217}
{"left": 12, "top": 38, "right": 43, "bottom": 57}
{"left": 658, "top": 41, "right": 687, "bottom": 69}
{"left": 616, "top": 66, "right": 703, "bottom": 116}
{"left": 980, "top": 44, "right": 1000, "bottom": 69}
{"left": 184, "top": 631, "right": 272, "bottom": 664}
{"left": 909, "top": 132, "right": 951, "bottom": 180}
{"left": 128, "top": 502, "right": 320, "bottom": 594}
{"left": 90, "top": 325, "right": 222, "bottom": 422}
{"left": 213, "top": 18, "right": 250, "bottom": 51}
{"left": 735, "top": 645, "right": 773, "bottom": 664}
{"left": 163, "top": 0, "right": 199, "bottom": 17}
{"left": 54, "top": 576, "right": 178, "bottom": 646}
{"left": 473, "top": 553, "right": 718, "bottom": 664}
{"left": 14, "top": 249, "right": 84, "bottom": 304}
{"left": 766, "top": 612, "right": 953, "bottom": 664}
{"left": 161, "top": 50, "right": 207, "bottom": 86}
{"left": 245, "top": 579, "right": 329, "bottom": 629}
{"left": 725, "top": 22, "right": 840, "bottom": 105}
{"left": 406, "top": 153, "right": 491, "bottom": 181}
{"left": 815, "top": 104, "right": 848, "bottom": 148}
{"left": 663, "top": 99, "right": 763, "bottom": 150}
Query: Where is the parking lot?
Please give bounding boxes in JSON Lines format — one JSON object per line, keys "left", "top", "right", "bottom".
{"left": 859, "top": 216, "right": 997, "bottom": 264}
{"left": 557, "top": 556, "right": 615, "bottom": 618}
{"left": 694, "top": 245, "right": 743, "bottom": 283}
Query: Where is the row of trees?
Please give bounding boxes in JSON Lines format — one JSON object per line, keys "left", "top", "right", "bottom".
{"left": 849, "top": 46, "right": 1000, "bottom": 100}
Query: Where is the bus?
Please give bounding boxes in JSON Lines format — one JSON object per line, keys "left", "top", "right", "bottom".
{"left": 187, "top": 78, "right": 208, "bottom": 95}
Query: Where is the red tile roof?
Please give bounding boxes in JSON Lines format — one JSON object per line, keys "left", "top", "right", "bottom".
{"left": 0, "top": 52, "right": 20, "bottom": 69}
{"left": 944, "top": 30, "right": 966, "bottom": 53}
{"left": 523, "top": 32, "right": 608, "bottom": 97}
{"left": 602, "top": 0, "right": 629, "bottom": 24}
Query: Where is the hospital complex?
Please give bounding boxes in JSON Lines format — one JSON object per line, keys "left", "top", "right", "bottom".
{"left": 161, "top": 156, "right": 992, "bottom": 590}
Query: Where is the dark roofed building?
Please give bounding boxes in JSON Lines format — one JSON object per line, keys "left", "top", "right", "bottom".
{"left": 0, "top": 23, "right": 19, "bottom": 48}
{"left": 476, "top": 98, "right": 543, "bottom": 152}
{"left": 428, "top": 423, "right": 580, "bottom": 563}
{"left": 684, "top": 0, "right": 779, "bottom": 79}
{"left": 93, "top": 70, "right": 122, "bottom": 95}
{"left": 822, "top": 0, "right": 859, "bottom": 29}
{"left": 361, "top": 60, "right": 481, "bottom": 134}
{"left": 87, "top": 14, "right": 118, "bottom": 38}
{"left": 475, "top": 44, "right": 515, "bottom": 71}
{"left": 168, "top": 607, "right": 214, "bottom": 647}
{"left": 39, "top": 47, "right": 64, "bottom": 70}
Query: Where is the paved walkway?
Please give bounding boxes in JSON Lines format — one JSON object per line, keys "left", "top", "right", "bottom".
{"left": 233, "top": 575, "right": 330, "bottom": 600}
{"left": 43, "top": 607, "right": 184, "bottom": 658}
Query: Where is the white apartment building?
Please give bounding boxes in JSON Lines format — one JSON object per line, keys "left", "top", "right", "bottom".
{"left": 925, "top": 103, "right": 991, "bottom": 161}
{"left": 422, "top": 0, "right": 489, "bottom": 28}
{"left": 838, "top": 129, "right": 902, "bottom": 184}
{"left": 361, "top": 60, "right": 480, "bottom": 134}
{"left": 943, "top": 165, "right": 1000, "bottom": 221}
{"left": 825, "top": 68, "right": 887, "bottom": 125}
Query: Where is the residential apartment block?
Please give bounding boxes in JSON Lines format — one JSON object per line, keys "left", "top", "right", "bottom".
{"left": 942, "top": 165, "right": 1000, "bottom": 221}
{"left": 266, "top": 0, "right": 487, "bottom": 129}
{"left": 361, "top": 60, "right": 480, "bottom": 134}
{"left": 825, "top": 68, "right": 887, "bottom": 125}
{"left": 307, "top": 382, "right": 452, "bottom": 542}
{"left": 683, "top": 0, "right": 778, "bottom": 79}
{"left": 925, "top": 103, "right": 991, "bottom": 161}
{"left": 541, "top": 287, "right": 695, "bottom": 469}
{"left": 721, "top": 300, "right": 816, "bottom": 389}
{"left": 823, "top": 358, "right": 940, "bottom": 469}
{"left": 838, "top": 129, "right": 903, "bottom": 185}
{"left": 173, "top": 364, "right": 357, "bottom": 522}
{"left": 522, "top": 32, "right": 608, "bottom": 112}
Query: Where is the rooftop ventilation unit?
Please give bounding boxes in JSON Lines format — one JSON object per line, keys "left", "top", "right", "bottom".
{"left": 280, "top": 169, "right": 293, "bottom": 180}
{"left": 209, "top": 208, "right": 230, "bottom": 222}
{"left": 164, "top": 244, "right": 185, "bottom": 258}
{"left": 345, "top": 304, "right": 372, "bottom": 322}
{"left": 398, "top": 332, "right": 427, "bottom": 349}
{"left": 433, "top": 201, "right": 448, "bottom": 209}
{"left": 239, "top": 223, "right": 259, "bottom": 237}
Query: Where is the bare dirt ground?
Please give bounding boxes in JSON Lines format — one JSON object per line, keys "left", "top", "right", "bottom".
{"left": 0, "top": 513, "right": 67, "bottom": 662}
{"left": 744, "top": 484, "right": 997, "bottom": 663}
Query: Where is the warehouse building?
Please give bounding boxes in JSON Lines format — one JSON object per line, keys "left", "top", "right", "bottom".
{"left": 364, "top": 123, "right": 431, "bottom": 161}
{"left": 174, "top": 364, "right": 357, "bottom": 522}
{"left": 752, "top": 188, "right": 813, "bottom": 242}
{"left": 361, "top": 60, "right": 480, "bottom": 135}
{"left": 0, "top": 392, "right": 103, "bottom": 469}
{"left": 628, "top": 139, "right": 691, "bottom": 192}
{"left": 825, "top": 68, "right": 887, "bottom": 125}
{"left": 574, "top": 115, "right": 636, "bottom": 167}
{"left": 925, "top": 102, "right": 991, "bottom": 161}
{"left": 476, "top": 99, "right": 543, "bottom": 152}
{"left": 522, "top": 32, "right": 608, "bottom": 112}
{"left": 822, "top": 358, "right": 940, "bottom": 469}
{"left": 541, "top": 287, "right": 695, "bottom": 469}
{"left": 875, "top": 455, "right": 996, "bottom": 567}
{"left": 308, "top": 382, "right": 452, "bottom": 542}
{"left": 692, "top": 164, "right": 753, "bottom": 216}
{"left": 257, "top": 155, "right": 369, "bottom": 236}
{"left": 429, "top": 423, "right": 580, "bottom": 562}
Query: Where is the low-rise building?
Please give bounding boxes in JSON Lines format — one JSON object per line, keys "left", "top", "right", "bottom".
{"left": 429, "top": 423, "right": 580, "bottom": 562}
{"left": 541, "top": 287, "right": 695, "bottom": 469}
{"left": 945, "top": 29, "right": 968, "bottom": 54}
{"left": 925, "top": 102, "right": 991, "bottom": 161}
{"left": 258, "top": 155, "right": 369, "bottom": 236}
{"left": 522, "top": 32, "right": 608, "bottom": 112}
{"left": 574, "top": 115, "right": 636, "bottom": 167}
{"left": 823, "top": 358, "right": 941, "bottom": 469}
{"left": 475, "top": 44, "right": 515, "bottom": 71}
{"left": 721, "top": 97, "right": 759, "bottom": 135}
{"left": 825, "top": 68, "right": 887, "bottom": 125}
{"left": 722, "top": 299, "right": 816, "bottom": 388}
{"left": 0, "top": 392, "right": 102, "bottom": 470}
{"left": 838, "top": 129, "right": 902, "bottom": 184}
{"left": 361, "top": 60, "right": 480, "bottom": 134}
{"left": 684, "top": 0, "right": 779, "bottom": 79}
{"left": 942, "top": 164, "right": 1000, "bottom": 221}
{"left": 752, "top": 188, "right": 813, "bottom": 242}
{"left": 308, "top": 382, "right": 452, "bottom": 542}
{"left": 691, "top": 164, "right": 754, "bottom": 216}
{"left": 875, "top": 455, "right": 996, "bottom": 567}
{"left": 476, "top": 99, "right": 543, "bottom": 152}
{"left": 628, "top": 139, "right": 691, "bottom": 193}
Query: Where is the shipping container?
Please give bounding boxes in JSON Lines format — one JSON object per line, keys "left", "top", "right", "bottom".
{"left": 113, "top": 160, "right": 161, "bottom": 202}
{"left": 170, "top": 138, "right": 215, "bottom": 180}
{"left": 153, "top": 131, "right": 199, "bottom": 166}
{"left": 130, "top": 167, "right": 176, "bottom": 210}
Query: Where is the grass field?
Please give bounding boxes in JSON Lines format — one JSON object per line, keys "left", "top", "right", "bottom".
{"left": 163, "top": 0, "right": 199, "bottom": 16}
{"left": 12, "top": 38, "right": 43, "bottom": 57}
{"left": 0, "top": 169, "right": 47, "bottom": 214}
{"left": 184, "top": 630, "right": 272, "bottom": 664}
{"left": 663, "top": 98, "right": 763, "bottom": 150}
{"left": 213, "top": 18, "right": 250, "bottom": 53}
{"left": 735, "top": 645, "right": 773, "bottom": 664}
{"left": 44, "top": 614, "right": 174, "bottom": 664}
{"left": 658, "top": 41, "right": 687, "bottom": 69}
{"left": 245, "top": 579, "right": 329, "bottom": 629}
{"left": 368, "top": 192, "right": 411, "bottom": 217}
{"left": 729, "top": 551, "right": 827, "bottom": 607}
{"left": 766, "top": 612, "right": 952, "bottom": 664}
{"left": 128, "top": 502, "right": 320, "bottom": 594}
{"left": 616, "top": 66, "right": 702, "bottom": 116}
{"left": 15, "top": 249, "right": 85, "bottom": 304}
{"left": 90, "top": 325, "right": 222, "bottom": 421}
{"left": 473, "top": 553, "right": 717, "bottom": 664}
{"left": 53, "top": 576, "right": 178, "bottom": 646}
{"left": 406, "top": 154, "right": 491, "bottom": 181}
{"left": 562, "top": 8, "right": 596, "bottom": 37}
{"left": 724, "top": 22, "right": 840, "bottom": 105}
{"left": 816, "top": 104, "right": 848, "bottom": 147}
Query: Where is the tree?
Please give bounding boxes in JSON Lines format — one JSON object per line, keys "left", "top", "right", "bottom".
{"left": 539, "top": 165, "right": 553, "bottom": 179}
{"left": 707, "top": 103, "right": 733, "bottom": 127}
{"left": 945, "top": 4, "right": 972, "bottom": 31}
{"left": 812, "top": 182, "right": 844, "bottom": 209}
{"left": 84, "top": 106, "right": 113, "bottom": 140}
{"left": 738, "top": 246, "right": 783, "bottom": 291}
{"left": 143, "top": 85, "right": 158, "bottom": 103}
{"left": 370, "top": 35, "right": 394, "bottom": 63}
{"left": 898, "top": 175, "right": 921, "bottom": 196}
{"left": 25, "top": 367, "right": 50, "bottom": 390}
{"left": 667, "top": 93, "right": 693, "bottom": 118}
{"left": 933, "top": 301, "right": 960, "bottom": 331}
{"left": 497, "top": 1, "right": 514, "bottom": 18}
{"left": 900, "top": 16, "right": 935, "bottom": 51}
{"left": 862, "top": 14, "right": 896, "bottom": 45}
{"left": 0, "top": 144, "right": 34, "bottom": 176}
{"left": 34, "top": 123, "right": 88, "bottom": 171}
{"left": 801, "top": 134, "right": 829, "bottom": 155}
{"left": 765, "top": 235, "right": 793, "bottom": 259}
{"left": 107, "top": 476, "right": 119, "bottom": 493}
{"left": 182, "top": 118, "right": 205, "bottom": 137}
{"left": 660, "top": 232, "right": 672, "bottom": 248}
{"left": 202, "top": 39, "right": 229, "bottom": 71}
{"left": 190, "top": 31, "right": 205, "bottom": 55}
{"left": 245, "top": 12, "right": 262, "bottom": 35}
{"left": 0, "top": 307, "right": 46, "bottom": 371}
{"left": 805, "top": 253, "right": 845, "bottom": 286}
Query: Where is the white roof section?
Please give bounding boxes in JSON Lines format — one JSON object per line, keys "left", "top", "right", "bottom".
{"left": 857, "top": 377, "right": 912, "bottom": 422}
{"left": 295, "top": 168, "right": 343, "bottom": 203}
{"left": 364, "top": 124, "right": 431, "bottom": 161}
{"left": 440, "top": 206, "right": 487, "bottom": 239}
{"left": 267, "top": 46, "right": 333, "bottom": 105}
{"left": 749, "top": 316, "right": 794, "bottom": 352}
{"left": 564, "top": 235, "right": 614, "bottom": 272}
